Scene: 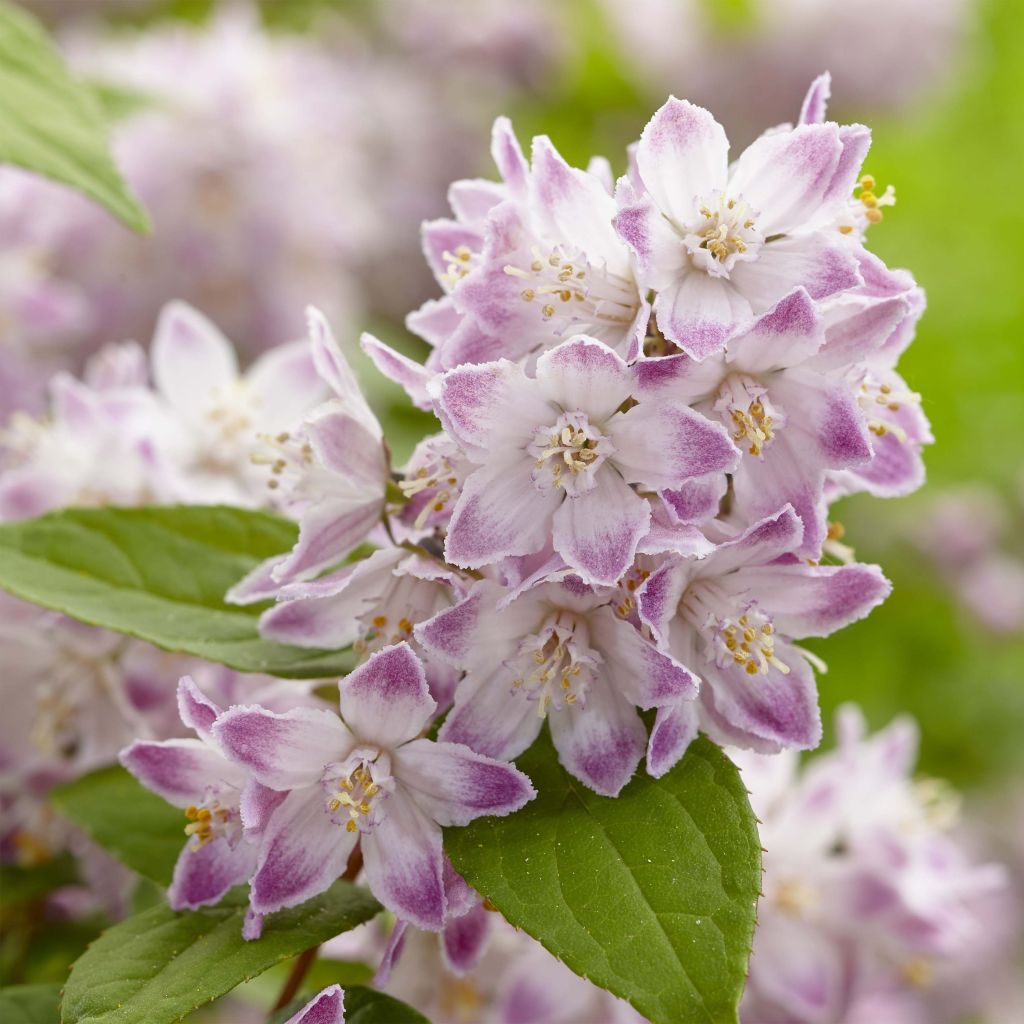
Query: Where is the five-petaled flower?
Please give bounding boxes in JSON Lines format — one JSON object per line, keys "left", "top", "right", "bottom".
{"left": 213, "top": 643, "right": 535, "bottom": 930}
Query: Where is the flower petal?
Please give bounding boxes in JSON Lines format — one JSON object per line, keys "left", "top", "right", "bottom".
{"left": 729, "top": 124, "right": 842, "bottom": 235}
{"left": 548, "top": 678, "right": 647, "bottom": 796}
{"left": 442, "top": 903, "right": 490, "bottom": 976}
{"left": 653, "top": 272, "right": 751, "bottom": 361}
{"left": 491, "top": 115, "right": 529, "bottom": 196}
{"left": 151, "top": 301, "right": 237, "bottom": 419}
{"left": 611, "top": 400, "right": 739, "bottom": 488}
{"left": 726, "top": 562, "right": 891, "bottom": 639}
{"left": 660, "top": 473, "right": 727, "bottom": 526}
{"left": 395, "top": 738, "right": 535, "bottom": 826}
{"left": 702, "top": 641, "right": 822, "bottom": 751}
{"left": 250, "top": 788, "right": 355, "bottom": 915}
{"left": 799, "top": 72, "right": 831, "bottom": 125}
{"left": 361, "top": 788, "right": 445, "bottom": 931}
{"left": 445, "top": 457, "right": 560, "bottom": 570}
{"left": 728, "top": 288, "right": 824, "bottom": 374}
{"left": 552, "top": 472, "right": 651, "bottom": 586}
{"left": 439, "top": 674, "right": 544, "bottom": 760}
{"left": 635, "top": 97, "right": 729, "bottom": 226}
{"left": 339, "top": 643, "right": 436, "bottom": 749}
{"left": 213, "top": 706, "right": 353, "bottom": 790}
{"left": 360, "top": 332, "right": 433, "bottom": 410}
{"left": 647, "top": 701, "right": 700, "bottom": 778}
{"left": 176, "top": 675, "right": 222, "bottom": 741}
{"left": 590, "top": 606, "right": 698, "bottom": 708}
{"left": 282, "top": 985, "right": 345, "bottom": 1024}
{"left": 119, "top": 739, "right": 242, "bottom": 808}
{"left": 168, "top": 836, "right": 256, "bottom": 911}
{"left": 535, "top": 337, "right": 631, "bottom": 423}
{"left": 429, "top": 359, "right": 550, "bottom": 458}
{"left": 246, "top": 340, "right": 326, "bottom": 431}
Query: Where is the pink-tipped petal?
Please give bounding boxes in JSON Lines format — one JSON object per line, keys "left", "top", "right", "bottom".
{"left": 395, "top": 738, "right": 535, "bottom": 826}
{"left": 552, "top": 472, "right": 651, "bottom": 586}
{"left": 361, "top": 788, "right": 445, "bottom": 932}
{"left": 339, "top": 643, "right": 436, "bottom": 749}
{"left": 654, "top": 272, "right": 751, "bottom": 360}
{"left": 442, "top": 903, "right": 491, "bottom": 976}
{"left": 176, "top": 676, "right": 222, "bottom": 740}
{"left": 799, "top": 72, "right": 831, "bottom": 125}
{"left": 548, "top": 679, "right": 647, "bottom": 797}
{"left": 360, "top": 333, "right": 434, "bottom": 410}
{"left": 439, "top": 675, "right": 544, "bottom": 761}
{"left": 250, "top": 788, "right": 356, "bottom": 915}
{"left": 647, "top": 701, "right": 700, "bottom": 778}
{"left": 535, "top": 337, "right": 631, "bottom": 423}
{"left": 119, "top": 739, "right": 242, "bottom": 808}
{"left": 282, "top": 985, "right": 346, "bottom": 1024}
{"left": 168, "top": 835, "right": 256, "bottom": 911}
{"left": 213, "top": 706, "right": 353, "bottom": 790}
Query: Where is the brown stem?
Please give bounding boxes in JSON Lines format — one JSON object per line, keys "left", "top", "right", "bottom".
{"left": 269, "top": 844, "right": 365, "bottom": 1015}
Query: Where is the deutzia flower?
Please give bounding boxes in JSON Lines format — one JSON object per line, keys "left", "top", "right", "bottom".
{"left": 120, "top": 677, "right": 262, "bottom": 911}
{"left": 430, "top": 335, "right": 739, "bottom": 585}
{"left": 213, "top": 643, "right": 535, "bottom": 930}
{"left": 615, "top": 92, "right": 868, "bottom": 359}
{"left": 238, "top": 308, "right": 389, "bottom": 588}
{"left": 416, "top": 577, "right": 698, "bottom": 796}
{"left": 637, "top": 286, "right": 916, "bottom": 556}
{"left": 638, "top": 506, "right": 890, "bottom": 757}
{"left": 282, "top": 984, "right": 345, "bottom": 1024}
{"left": 735, "top": 705, "right": 1007, "bottom": 1024}
{"left": 150, "top": 302, "right": 325, "bottom": 506}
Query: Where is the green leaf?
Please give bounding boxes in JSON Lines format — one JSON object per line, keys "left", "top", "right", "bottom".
{"left": 0, "top": 1, "right": 148, "bottom": 231}
{"left": 0, "top": 983, "right": 61, "bottom": 1024}
{"left": 0, "top": 855, "right": 77, "bottom": 909}
{"left": 51, "top": 766, "right": 183, "bottom": 886}
{"left": 445, "top": 735, "right": 761, "bottom": 1024}
{"left": 343, "top": 987, "right": 430, "bottom": 1024}
{"left": 0, "top": 505, "right": 354, "bottom": 678}
{"left": 61, "top": 882, "right": 382, "bottom": 1024}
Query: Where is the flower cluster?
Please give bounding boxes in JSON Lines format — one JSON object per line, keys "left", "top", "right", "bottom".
{"left": 121, "top": 646, "right": 534, "bottom": 932}
{"left": 0, "top": 301, "right": 324, "bottom": 518}
{"left": 236, "top": 78, "right": 922, "bottom": 803}
{"left": 735, "top": 705, "right": 1006, "bottom": 1024}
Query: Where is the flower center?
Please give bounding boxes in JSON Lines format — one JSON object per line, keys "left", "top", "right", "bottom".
{"left": 504, "top": 244, "right": 640, "bottom": 339}
{"left": 184, "top": 798, "right": 235, "bottom": 848}
{"left": 251, "top": 429, "right": 314, "bottom": 495}
{"left": 440, "top": 244, "right": 479, "bottom": 288}
{"left": 398, "top": 442, "right": 466, "bottom": 530}
{"left": 507, "top": 613, "right": 601, "bottom": 717}
{"left": 681, "top": 580, "right": 789, "bottom": 676}
{"left": 528, "top": 411, "right": 613, "bottom": 497}
{"left": 713, "top": 374, "right": 783, "bottom": 457}
{"left": 856, "top": 374, "right": 920, "bottom": 443}
{"left": 684, "top": 191, "right": 763, "bottom": 277}
{"left": 324, "top": 750, "right": 393, "bottom": 834}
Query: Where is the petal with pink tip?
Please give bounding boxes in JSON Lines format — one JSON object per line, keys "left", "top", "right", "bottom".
{"left": 728, "top": 288, "right": 824, "bottom": 374}
{"left": 339, "top": 643, "right": 436, "bottom": 749}
{"left": 213, "top": 706, "right": 352, "bottom": 790}
{"left": 361, "top": 788, "right": 445, "bottom": 931}
{"left": 119, "top": 739, "right": 244, "bottom": 808}
{"left": 439, "top": 674, "right": 544, "bottom": 761}
{"left": 647, "top": 701, "right": 700, "bottom": 778}
{"left": 442, "top": 902, "right": 490, "bottom": 976}
{"left": 798, "top": 72, "right": 831, "bottom": 125}
{"left": 246, "top": 340, "right": 326, "bottom": 431}
{"left": 725, "top": 562, "right": 891, "bottom": 639}
{"left": 168, "top": 836, "right": 256, "bottom": 911}
{"left": 445, "top": 458, "right": 560, "bottom": 570}
{"left": 552, "top": 471, "right": 651, "bottom": 586}
{"left": 548, "top": 679, "right": 647, "bottom": 796}
{"left": 635, "top": 97, "right": 729, "bottom": 226}
{"left": 176, "top": 676, "right": 222, "bottom": 740}
{"left": 282, "top": 985, "right": 345, "bottom": 1024}
{"left": 395, "top": 738, "right": 535, "bottom": 826}
{"left": 360, "top": 333, "right": 433, "bottom": 410}
{"left": 535, "top": 337, "right": 632, "bottom": 422}
{"left": 730, "top": 124, "right": 842, "bottom": 235}
{"left": 249, "top": 788, "right": 356, "bottom": 915}
{"left": 611, "top": 400, "right": 739, "bottom": 489}
{"left": 590, "top": 607, "right": 699, "bottom": 708}
{"left": 654, "top": 272, "right": 751, "bottom": 361}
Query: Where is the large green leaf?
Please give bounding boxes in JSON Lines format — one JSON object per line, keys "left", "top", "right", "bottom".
{"left": 0, "top": 983, "right": 61, "bottom": 1024}
{"left": 61, "top": 882, "right": 381, "bottom": 1024}
{"left": 51, "top": 766, "right": 183, "bottom": 886}
{"left": 0, "top": 1, "right": 148, "bottom": 231}
{"left": 445, "top": 735, "right": 761, "bottom": 1024}
{"left": 0, "top": 506, "right": 353, "bottom": 678}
